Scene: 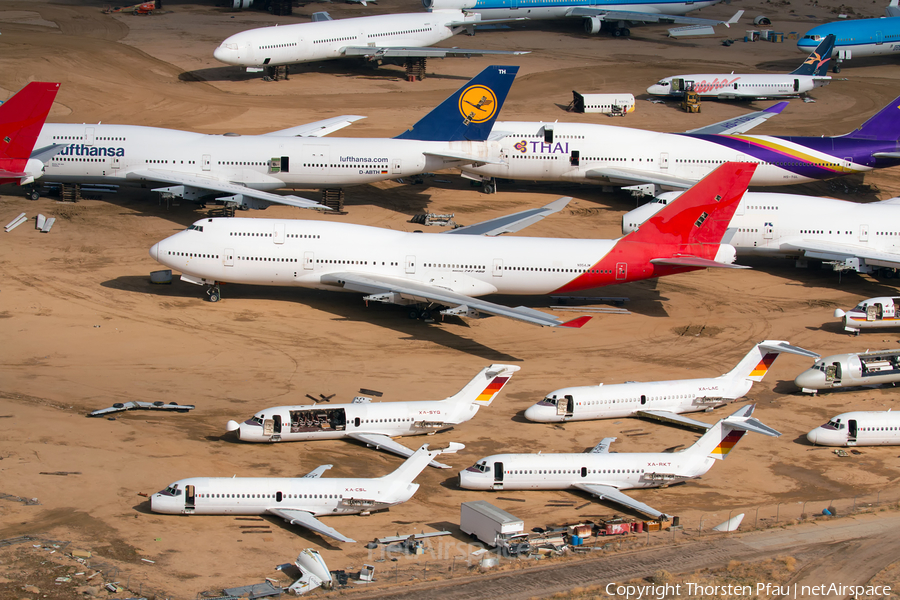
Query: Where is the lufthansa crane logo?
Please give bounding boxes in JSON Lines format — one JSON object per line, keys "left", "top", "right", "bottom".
{"left": 459, "top": 84, "right": 498, "bottom": 125}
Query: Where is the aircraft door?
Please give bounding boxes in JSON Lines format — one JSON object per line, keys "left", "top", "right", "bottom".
{"left": 276, "top": 491, "right": 283, "bottom": 502}
{"left": 659, "top": 152, "right": 669, "bottom": 170}
{"left": 581, "top": 467, "right": 587, "bottom": 478}
{"left": 274, "top": 223, "right": 285, "bottom": 244}
{"left": 848, "top": 419, "right": 858, "bottom": 442}
{"left": 263, "top": 419, "right": 275, "bottom": 436}
{"left": 392, "top": 159, "right": 402, "bottom": 174}
{"left": 672, "top": 79, "right": 684, "bottom": 93}
{"left": 185, "top": 485, "right": 195, "bottom": 511}
{"left": 405, "top": 255, "right": 416, "bottom": 274}
{"left": 825, "top": 362, "right": 842, "bottom": 382}
{"left": 876, "top": 30, "right": 883, "bottom": 44}
{"left": 492, "top": 258, "right": 503, "bottom": 277}
{"left": 616, "top": 262, "right": 627, "bottom": 280}
{"left": 564, "top": 395, "right": 574, "bottom": 416}
{"left": 84, "top": 127, "right": 95, "bottom": 145}
{"left": 493, "top": 462, "right": 504, "bottom": 483}
{"left": 273, "top": 415, "right": 282, "bottom": 434}
{"left": 304, "top": 251, "right": 314, "bottom": 270}
{"left": 354, "top": 417, "right": 361, "bottom": 428}
{"left": 867, "top": 304, "right": 879, "bottom": 321}
{"left": 764, "top": 224, "right": 774, "bottom": 239}
{"left": 640, "top": 395, "right": 647, "bottom": 405}
{"left": 794, "top": 79, "right": 800, "bottom": 92}
{"left": 202, "top": 154, "right": 211, "bottom": 171}
{"left": 860, "top": 224, "right": 869, "bottom": 242}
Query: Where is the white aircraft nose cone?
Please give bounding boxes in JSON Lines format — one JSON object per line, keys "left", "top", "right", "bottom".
{"left": 793, "top": 370, "right": 821, "bottom": 390}
{"left": 524, "top": 404, "right": 550, "bottom": 422}
{"left": 226, "top": 419, "right": 240, "bottom": 433}
{"left": 213, "top": 45, "right": 230, "bottom": 63}
{"left": 806, "top": 429, "right": 819, "bottom": 445}
{"left": 834, "top": 308, "right": 846, "bottom": 318}
{"left": 149, "top": 242, "right": 159, "bottom": 262}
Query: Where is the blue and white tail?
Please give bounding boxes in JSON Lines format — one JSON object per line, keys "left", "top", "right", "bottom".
{"left": 394, "top": 65, "right": 518, "bottom": 142}
{"left": 790, "top": 34, "right": 835, "bottom": 76}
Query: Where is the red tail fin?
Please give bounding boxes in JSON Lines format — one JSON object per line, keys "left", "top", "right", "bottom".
{"left": 625, "top": 163, "right": 756, "bottom": 245}
{"left": 0, "top": 82, "right": 60, "bottom": 161}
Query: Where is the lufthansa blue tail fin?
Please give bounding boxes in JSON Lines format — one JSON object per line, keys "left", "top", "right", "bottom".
{"left": 790, "top": 34, "right": 835, "bottom": 75}
{"left": 394, "top": 65, "right": 518, "bottom": 142}
{"left": 844, "top": 94, "right": 900, "bottom": 141}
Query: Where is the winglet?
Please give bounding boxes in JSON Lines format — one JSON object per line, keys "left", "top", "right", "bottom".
{"left": 764, "top": 101, "right": 790, "bottom": 115}
{"left": 559, "top": 315, "right": 592, "bottom": 328}
{"left": 725, "top": 10, "right": 744, "bottom": 26}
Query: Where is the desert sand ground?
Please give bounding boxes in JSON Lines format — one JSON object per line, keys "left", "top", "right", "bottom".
{"left": 1, "top": 0, "right": 900, "bottom": 598}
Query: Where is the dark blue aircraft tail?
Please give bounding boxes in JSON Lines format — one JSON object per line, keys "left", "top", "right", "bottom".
{"left": 844, "top": 94, "right": 900, "bottom": 141}
{"left": 790, "top": 34, "right": 835, "bottom": 76}
{"left": 394, "top": 65, "right": 518, "bottom": 142}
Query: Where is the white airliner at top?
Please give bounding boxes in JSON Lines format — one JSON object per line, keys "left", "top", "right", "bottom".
{"left": 150, "top": 442, "right": 463, "bottom": 544}
{"left": 524, "top": 341, "right": 818, "bottom": 428}
{"left": 226, "top": 364, "right": 519, "bottom": 468}
{"left": 213, "top": 10, "right": 528, "bottom": 69}
{"left": 622, "top": 191, "right": 900, "bottom": 276}
{"left": 807, "top": 410, "right": 900, "bottom": 446}
{"left": 459, "top": 405, "right": 779, "bottom": 520}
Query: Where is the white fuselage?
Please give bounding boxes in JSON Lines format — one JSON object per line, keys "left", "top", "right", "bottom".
{"left": 427, "top": 0, "right": 720, "bottom": 21}
{"left": 459, "top": 451, "right": 711, "bottom": 491}
{"left": 36, "top": 122, "right": 493, "bottom": 191}
{"left": 150, "top": 475, "right": 413, "bottom": 516}
{"left": 214, "top": 11, "right": 468, "bottom": 67}
{"left": 807, "top": 411, "right": 900, "bottom": 446}
{"left": 647, "top": 74, "right": 828, "bottom": 99}
{"left": 837, "top": 297, "right": 900, "bottom": 332}
{"left": 233, "top": 397, "right": 483, "bottom": 442}
{"left": 150, "top": 217, "right": 631, "bottom": 296}
{"left": 624, "top": 192, "right": 900, "bottom": 268}
{"left": 795, "top": 350, "right": 900, "bottom": 391}
{"left": 523, "top": 376, "right": 748, "bottom": 422}
{"left": 463, "top": 121, "right": 870, "bottom": 187}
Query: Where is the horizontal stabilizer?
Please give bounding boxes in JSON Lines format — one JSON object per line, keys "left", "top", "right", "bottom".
{"left": 636, "top": 410, "right": 713, "bottom": 431}
{"left": 302, "top": 465, "right": 333, "bottom": 478}
{"left": 589, "top": 438, "right": 617, "bottom": 453}
{"left": 30, "top": 143, "right": 67, "bottom": 163}
{"left": 685, "top": 102, "right": 789, "bottom": 135}
{"left": 758, "top": 341, "right": 819, "bottom": 359}
{"left": 446, "top": 197, "right": 571, "bottom": 236}
{"left": 349, "top": 432, "right": 451, "bottom": 468}
{"left": 267, "top": 508, "right": 356, "bottom": 543}
{"left": 650, "top": 256, "right": 750, "bottom": 269}
{"left": 573, "top": 483, "right": 669, "bottom": 520}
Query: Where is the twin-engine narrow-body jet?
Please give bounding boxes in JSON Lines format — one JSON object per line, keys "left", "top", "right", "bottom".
{"left": 459, "top": 405, "right": 779, "bottom": 520}
{"left": 835, "top": 297, "right": 900, "bottom": 333}
{"left": 795, "top": 348, "right": 900, "bottom": 393}
{"left": 149, "top": 163, "right": 756, "bottom": 328}
{"left": 623, "top": 191, "right": 900, "bottom": 276}
{"left": 798, "top": 0, "right": 900, "bottom": 72}
{"left": 807, "top": 410, "right": 900, "bottom": 446}
{"left": 34, "top": 65, "right": 517, "bottom": 209}
{"left": 524, "top": 341, "right": 818, "bottom": 429}
{"left": 214, "top": 10, "right": 528, "bottom": 72}
{"left": 464, "top": 95, "right": 900, "bottom": 195}
{"left": 150, "top": 442, "right": 463, "bottom": 544}
{"left": 226, "top": 364, "right": 518, "bottom": 468}
{"left": 648, "top": 35, "right": 835, "bottom": 100}
{"left": 426, "top": 0, "right": 743, "bottom": 38}
{"left": 0, "top": 82, "right": 62, "bottom": 193}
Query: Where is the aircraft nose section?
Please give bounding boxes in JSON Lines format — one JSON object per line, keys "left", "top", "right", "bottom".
{"left": 149, "top": 242, "right": 159, "bottom": 262}
{"left": 524, "top": 404, "right": 553, "bottom": 422}
{"left": 794, "top": 370, "right": 822, "bottom": 391}
{"left": 213, "top": 45, "right": 232, "bottom": 64}
{"left": 806, "top": 429, "right": 819, "bottom": 445}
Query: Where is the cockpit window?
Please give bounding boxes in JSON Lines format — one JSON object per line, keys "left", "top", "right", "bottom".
{"left": 655, "top": 81, "right": 669, "bottom": 86}
{"left": 187, "top": 224, "right": 204, "bottom": 232}
{"left": 160, "top": 484, "right": 180, "bottom": 496}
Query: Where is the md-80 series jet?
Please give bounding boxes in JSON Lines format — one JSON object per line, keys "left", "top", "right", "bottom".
{"left": 34, "top": 66, "right": 517, "bottom": 210}
{"left": 226, "top": 364, "right": 519, "bottom": 467}
{"left": 459, "top": 405, "right": 779, "bottom": 519}
{"left": 524, "top": 341, "right": 818, "bottom": 428}
{"left": 795, "top": 348, "right": 900, "bottom": 393}
{"left": 149, "top": 163, "right": 756, "bottom": 327}
{"left": 151, "top": 442, "right": 463, "bottom": 544}
{"left": 623, "top": 191, "right": 900, "bottom": 275}
{"left": 807, "top": 410, "right": 900, "bottom": 446}
{"left": 464, "top": 94, "right": 900, "bottom": 195}
{"left": 647, "top": 35, "right": 834, "bottom": 100}
{"left": 214, "top": 10, "right": 528, "bottom": 74}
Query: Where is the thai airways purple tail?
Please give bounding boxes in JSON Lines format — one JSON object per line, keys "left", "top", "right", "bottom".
{"left": 843, "top": 95, "right": 900, "bottom": 141}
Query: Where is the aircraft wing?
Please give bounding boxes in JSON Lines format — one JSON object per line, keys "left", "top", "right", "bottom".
{"left": 780, "top": 239, "right": 900, "bottom": 270}
{"left": 267, "top": 508, "right": 356, "bottom": 543}
{"left": 584, "top": 166, "right": 696, "bottom": 188}
{"left": 302, "top": 465, "right": 333, "bottom": 478}
{"left": 567, "top": 6, "right": 742, "bottom": 27}
{"left": 636, "top": 409, "right": 714, "bottom": 430}
{"left": 423, "top": 150, "right": 506, "bottom": 166}
{"left": 445, "top": 197, "right": 571, "bottom": 236}
{"left": 684, "top": 102, "right": 789, "bottom": 135}
{"left": 264, "top": 116, "right": 365, "bottom": 138}
{"left": 319, "top": 272, "right": 591, "bottom": 328}
{"left": 572, "top": 483, "right": 669, "bottom": 520}
{"left": 589, "top": 437, "right": 617, "bottom": 453}
{"left": 125, "top": 168, "right": 327, "bottom": 211}
{"left": 348, "top": 432, "right": 451, "bottom": 469}
{"left": 341, "top": 46, "right": 529, "bottom": 59}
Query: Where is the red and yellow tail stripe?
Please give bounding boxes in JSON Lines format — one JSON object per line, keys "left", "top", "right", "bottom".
{"left": 710, "top": 430, "right": 746, "bottom": 457}
{"left": 749, "top": 352, "right": 778, "bottom": 378}
{"left": 475, "top": 376, "right": 510, "bottom": 403}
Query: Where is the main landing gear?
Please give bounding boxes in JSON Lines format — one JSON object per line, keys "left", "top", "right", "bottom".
{"left": 206, "top": 284, "right": 222, "bottom": 303}
{"left": 407, "top": 306, "right": 436, "bottom": 323}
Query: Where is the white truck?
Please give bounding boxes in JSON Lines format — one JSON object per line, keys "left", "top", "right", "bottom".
{"left": 459, "top": 501, "right": 524, "bottom": 547}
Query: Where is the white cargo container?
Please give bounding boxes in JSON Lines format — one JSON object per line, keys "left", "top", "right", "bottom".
{"left": 460, "top": 500, "right": 524, "bottom": 547}
{"left": 569, "top": 91, "right": 635, "bottom": 115}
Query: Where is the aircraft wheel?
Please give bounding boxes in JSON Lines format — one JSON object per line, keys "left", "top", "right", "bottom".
{"left": 623, "top": 28, "right": 631, "bottom": 36}
{"left": 420, "top": 309, "right": 432, "bottom": 320}
{"left": 482, "top": 182, "right": 494, "bottom": 194}
{"left": 834, "top": 65, "right": 841, "bottom": 73}
{"left": 29, "top": 190, "right": 40, "bottom": 201}
{"left": 613, "top": 29, "right": 622, "bottom": 37}
{"left": 208, "top": 286, "right": 221, "bottom": 302}
{"left": 408, "top": 308, "right": 420, "bottom": 320}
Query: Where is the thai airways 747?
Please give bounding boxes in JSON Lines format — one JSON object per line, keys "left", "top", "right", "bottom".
{"left": 149, "top": 163, "right": 756, "bottom": 328}
{"left": 33, "top": 66, "right": 517, "bottom": 209}
{"left": 524, "top": 341, "right": 818, "bottom": 428}
{"left": 459, "top": 405, "right": 779, "bottom": 519}
{"left": 226, "top": 364, "right": 519, "bottom": 467}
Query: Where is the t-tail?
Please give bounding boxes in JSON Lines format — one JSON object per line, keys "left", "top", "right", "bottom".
{"left": 686, "top": 404, "right": 781, "bottom": 462}
{"left": 379, "top": 442, "right": 465, "bottom": 493}
{"left": 790, "top": 34, "right": 835, "bottom": 76}
{"left": 444, "top": 364, "right": 520, "bottom": 408}
{"left": 394, "top": 65, "right": 518, "bottom": 142}
{"left": 0, "top": 82, "right": 61, "bottom": 185}
{"left": 724, "top": 340, "right": 820, "bottom": 383}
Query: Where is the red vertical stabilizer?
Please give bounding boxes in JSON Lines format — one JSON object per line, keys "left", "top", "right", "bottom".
{"left": 0, "top": 82, "right": 60, "bottom": 180}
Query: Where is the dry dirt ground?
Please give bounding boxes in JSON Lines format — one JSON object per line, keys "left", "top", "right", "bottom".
{"left": 1, "top": 0, "right": 900, "bottom": 598}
